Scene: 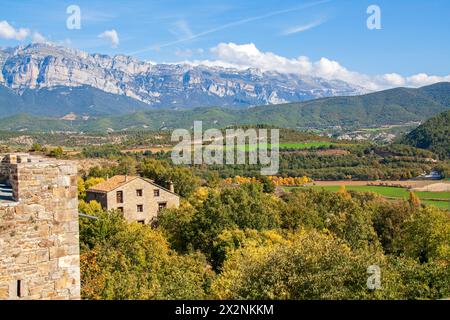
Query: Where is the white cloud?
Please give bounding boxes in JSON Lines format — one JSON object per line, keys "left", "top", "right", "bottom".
{"left": 405, "top": 73, "right": 450, "bottom": 87}
{"left": 0, "top": 20, "right": 29, "bottom": 40}
{"left": 98, "top": 29, "right": 119, "bottom": 48}
{"left": 380, "top": 73, "right": 405, "bottom": 87}
{"left": 32, "top": 32, "right": 46, "bottom": 43}
{"left": 186, "top": 42, "right": 450, "bottom": 91}
{"left": 282, "top": 18, "right": 327, "bottom": 35}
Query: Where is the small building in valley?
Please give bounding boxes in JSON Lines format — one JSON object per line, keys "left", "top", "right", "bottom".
{"left": 86, "top": 175, "right": 179, "bottom": 224}
{"left": 417, "top": 170, "right": 443, "bottom": 180}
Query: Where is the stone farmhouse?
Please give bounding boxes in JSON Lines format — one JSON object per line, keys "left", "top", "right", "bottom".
{"left": 86, "top": 175, "right": 179, "bottom": 225}
{"left": 0, "top": 153, "right": 80, "bottom": 300}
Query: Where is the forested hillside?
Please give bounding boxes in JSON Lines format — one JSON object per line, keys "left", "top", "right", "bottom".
{"left": 1, "top": 83, "right": 450, "bottom": 132}
{"left": 402, "top": 110, "right": 450, "bottom": 159}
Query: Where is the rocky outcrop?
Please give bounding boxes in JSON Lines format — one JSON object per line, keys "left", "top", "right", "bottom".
{"left": 0, "top": 43, "right": 364, "bottom": 109}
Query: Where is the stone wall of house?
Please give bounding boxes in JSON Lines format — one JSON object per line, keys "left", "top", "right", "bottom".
{"left": 0, "top": 154, "right": 80, "bottom": 300}
{"left": 87, "top": 177, "right": 179, "bottom": 224}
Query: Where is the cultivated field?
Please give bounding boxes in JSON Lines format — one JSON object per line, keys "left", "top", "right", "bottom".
{"left": 307, "top": 180, "right": 449, "bottom": 190}
{"left": 223, "top": 141, "right": 336, "bottom": 151}
{"left": 286, "top": 181, "right": 450, "bottom": 210}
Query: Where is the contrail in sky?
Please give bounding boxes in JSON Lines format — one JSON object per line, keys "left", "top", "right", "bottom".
{"left": 282, "top": 17, "right": 327, "bottom": 35}
{"left": 129, "top": 0, "right": 331, "bottom": 55}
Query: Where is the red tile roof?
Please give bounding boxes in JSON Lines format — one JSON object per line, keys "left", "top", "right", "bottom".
{"left": 87, "top": 175, "right": 138, "bottom": 192}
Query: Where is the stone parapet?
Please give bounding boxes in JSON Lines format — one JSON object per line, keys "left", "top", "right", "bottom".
{"left": 0, "top": 154, "right": 80, "bottom": 300}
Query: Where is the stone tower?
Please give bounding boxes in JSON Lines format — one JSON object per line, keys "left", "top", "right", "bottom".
{"left": 0, "top": 153, "right": 80, "bottom": 300}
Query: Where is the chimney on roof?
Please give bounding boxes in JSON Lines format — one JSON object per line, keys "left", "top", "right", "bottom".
{"left": 169, "top": 181, "right": 174, "bottom": 193}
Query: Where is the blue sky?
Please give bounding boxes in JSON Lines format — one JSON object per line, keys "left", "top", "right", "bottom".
{"left": 1, "top": 0, "right": 449, "bottom": 89}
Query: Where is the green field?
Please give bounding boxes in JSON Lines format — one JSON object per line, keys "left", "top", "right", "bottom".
{"left": 219, "top": 141, "right": 334, "bottom": 151}
{"left": 421, "top": 200, "right": 450, "bottom": 210}
{"left": 278, "top": 142, "right": 334, "bottom": 149}
{"left": 285, "top": 185, "right": 450, "bottom": 210}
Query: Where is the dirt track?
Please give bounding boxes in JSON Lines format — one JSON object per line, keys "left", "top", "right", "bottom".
{"left": 412, "top": 183, "right": 450, "bottom": 192}
{"left": 309, "top": 180, "right": 450, "bottom": 191}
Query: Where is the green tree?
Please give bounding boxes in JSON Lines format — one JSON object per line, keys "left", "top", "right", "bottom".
{"left": 49, "top": 146, "right": 64, "bottom": 159}
{"left": 30, "top": 143, "right": 43, "bottom": 152}
{"left": 159, "top": 183, "right": 282, "bottom": 267}
{"left": 211, "top": 229, "right": 402, "bottom": 300}
{"left": 158, "top": 203, "right": 197, "bottom": 253}
{"left": 258, "top": 176, "right": 276, "bottom": 193}
{"left": 79, "top": 208, "right": 213, "bottom": 300}
{"left": 390, "top": 256, "right": 450, "bottom": 299}
{"left": 140, "top": 158, "right": 200, "bottom": 197}
{"left": 117, "top": 156, "right": 137, "bottom": 176}
{"left": 372, "top": 200, "right": 414, "bottom": 254}
{"left": 281, "top": 189, "right": 379, "bottom": 251}
{"left": 393, "top": 206, "right": 450, "bottom": 263}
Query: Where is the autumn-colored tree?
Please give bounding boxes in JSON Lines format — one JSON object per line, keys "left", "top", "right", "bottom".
{"left": 78, "top": 176, "right": 86, "bottom": 199}
{"left": 79, "top": 207, "right": 214, "bottom": 299}
{"left": 408, "top": 191, "right": 421, "bottom": 208}
{"left": 211, "top": 229, "right": 402, "bottom": 300}
{"left": 85, "top": 177, "right": 106, "bottom": 190}
{"left": 78, "top": 177, "right": 106, "bottom": 200}
{"left": 338, "top": 185, "right": 351, "bottom": 199}
{"left": 76, "top": 165, "right": 450, "bottom": 300}
{"left": 80, "top": 250, "right": 106, "bottom": 300}
{"left": 212, "top": 229, "right": 288, "bottom": 269}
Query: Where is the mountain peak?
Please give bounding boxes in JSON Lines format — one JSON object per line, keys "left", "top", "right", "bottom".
{"left": 0, "top": 43, "right": 365, "bottom": 109}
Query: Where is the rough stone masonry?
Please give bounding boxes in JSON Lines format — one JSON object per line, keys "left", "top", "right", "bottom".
{"left": 0, "top": 153, "right": 80, "bottom": 300}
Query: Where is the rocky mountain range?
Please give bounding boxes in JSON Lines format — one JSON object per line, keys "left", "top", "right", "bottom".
{"left": 0, "top": 43, "right": 365, "bottom": 116}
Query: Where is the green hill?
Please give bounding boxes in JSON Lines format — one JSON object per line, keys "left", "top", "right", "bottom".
{"left": 0, "top": 85, "right": 154, "bottom": 118}
{"left": 401, "top": 110, "right": 450, "bottom": 159}
{"left": 1, "top": 82, "right": 450, "bottom": 132}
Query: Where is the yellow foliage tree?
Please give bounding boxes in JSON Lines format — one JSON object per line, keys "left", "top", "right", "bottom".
{"left": 408, "top": 191, "right": 421, "bottom": 208}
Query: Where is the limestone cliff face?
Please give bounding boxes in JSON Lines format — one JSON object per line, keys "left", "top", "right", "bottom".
{"left": 0, "top": 43, "right": 364, "bottom": 109}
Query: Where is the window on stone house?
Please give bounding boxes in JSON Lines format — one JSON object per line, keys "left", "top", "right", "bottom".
{"left": 136, "top": 189, "right": 143, "bottom": 197}
{"left": 116, "top": 191, "right": 123, "bottom": 203}
{"left": 153, "top": 189, "right": 160, "bottom": 197}
{"left": 17, "top": 280, "right": 22, "bottom": 298}
{"left": 137, "top": 204, "right": 143, "bottom": 212}
{"left": 117, "top": 207, "right": 124, "bottom": 213}
{"left": 137, "top": 220, "right": 145, "bottom": 224}
{"left": 158, "top": 202, "right": 167, "bottom": 212}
